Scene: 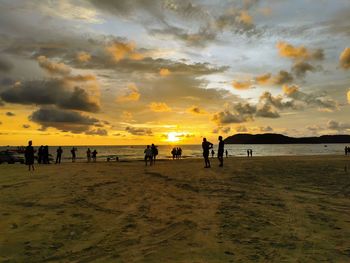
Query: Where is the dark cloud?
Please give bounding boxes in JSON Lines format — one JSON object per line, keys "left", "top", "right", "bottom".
{"left": 259, "top": 126, "right": 273, "bottom": 132}
{"left": 0, "top": 55, "right": 13, "bottom": 72}
{"left": 22, "top": 124, "right": 30, "bottom": 129}
{"left": 29, "top": 106, "right": 100, "bottom": 133}
{"left": 0, "top": 80, "right": 99, "bottom": 112}
{"left": 291, "top": 61, "right": 317, "bottom": 78}
{"left": 273, "top": 70, "right": 294, "bottom": 85}
{"left": 85, "top": 128, "right": 108, "bottom": 136}
{"left": 327, "top": 120, "right": 350, "bottom": 131}
{"left": 6, "top": 111, "right": 15, "bottom": 116}
{"left": 125, "top": 126, "right": 153, "bottom": 136}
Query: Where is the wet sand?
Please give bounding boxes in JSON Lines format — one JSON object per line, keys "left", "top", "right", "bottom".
{"left": 1, "top": 156, "right": 350, "bottom": 262}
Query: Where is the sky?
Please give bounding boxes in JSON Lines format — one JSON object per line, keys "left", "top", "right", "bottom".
{"left": 0, "top": 0, "right": 350, "bottom": 145}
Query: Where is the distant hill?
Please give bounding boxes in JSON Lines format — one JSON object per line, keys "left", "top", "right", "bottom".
{"left": 224, "top": 133, "right": 350, "bottom": 144}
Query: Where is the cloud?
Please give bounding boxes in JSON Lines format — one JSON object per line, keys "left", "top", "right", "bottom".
{"left": 6, "top": 111, "right": 15, "bottom": 116}
{"left": 37, "top": 56, "right": 71, "bottom": 75}
{"left": 259, "top": 126, "right": 273, "bottom": 132}
{"left": 116, "top": 83, "right": 140, "bottom": 102}
{"left": 327, "top": 120, "right": 350, "bottom": 131}
{"left": 106, "top": 40, "right": 143, "bottom": 61}
{"left": 76, "top": 51, "right": 92, "bottom": 62}
{"left": 159, "top": 68, "right": 170, "bottom": 76}
{"left": 187, "top": 106, "right": 207, "bottom": 114}
{"left": 85, "top": 128, "right": 108, "bottom": 136}
{"left": 0, "top": 79, "right": 100, "bottom": 112}
{"left": 236, "top": 125, "right": 248, "bottom": 132}
{"left": 255, "top": 73, "right": 271, "bottom": 85}
{"left": 339, "top": 47, "right": 350, "bottom": 69}
{"left": 22, "top": 124, "right": 30, "bottom": 129}
{"left": 232, "top": 80, "right": 252, "bottom": 90}
{"left": 347, "top": 90, "right": 350, "bottom": 104}
{"left": 63, "top": 74, "right": 97, "bottom": 82}
{"left": 291, "top": 61, "right": 317, "bottom": 78}
{"left": 29, "top": 106, "right": 100, "bottom": 133}
{"left": 149, "top": 102, "right": 172, "bottom": 112}
{"left": 276, "top": 41, "right": 324, "bottom": 61}
{"left": 0, "top": 56, "right": 13, "bottom": 72}
{"left": 282, "top": 84, "right": 338, "bottom": 112}
{"left": 125, "top": 126, "right": 153, "bottom": 136}
{"left": 272, "top": 70, "right": 294, "bottom": 85}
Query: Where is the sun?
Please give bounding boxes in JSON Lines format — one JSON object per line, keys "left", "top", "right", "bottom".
{"left": 167, "top": 132, "right": 180, "bottom": 143}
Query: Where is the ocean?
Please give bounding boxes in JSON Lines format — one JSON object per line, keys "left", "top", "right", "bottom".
{"left": 2, "top": 143, "right": 349, "bottom": 162}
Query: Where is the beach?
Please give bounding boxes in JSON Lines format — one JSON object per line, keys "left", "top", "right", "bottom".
{"left": 1, "top": 156, "right": 350, "bottom": 262}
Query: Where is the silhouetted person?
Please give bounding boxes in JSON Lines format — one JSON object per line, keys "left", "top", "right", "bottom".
{"left": 86, "top": 148, "right": 91, "bottom": 162}
{"left": 218, "top": 136, "right": 224, "bottom": 167}
{"left": 38, "top": 145, "right": 44, "bottom": 164}
{"left": 225, "top": 149, "right": 228, "bottom": 158}
{"left": 92, "top": 150, "right": 97, "bottom": 162}
{"left": 247, "top": 149, "right": 250, "bottom": 157}
{"left": 211, "top": 149, "right": 215, "bottom": 158}
{"left": 250, "top": 149, "right": 253, "bottom": 157}
{"left": 43, "top": 145, "right": 50, "bottom": 164}
{"left": 56, "top": 147, "right": 63, "bottom": 164}
{"left": 151, "top": 144, "right": 158, "bottom": 164}
{"left": 178, "top": 147, "right": 182, "bottom": 159}
{"left": 144, "top": 145, "right": 153, "bottom": 166}
{"left": 71, "top": 147, "right": 77, "bottom": 162}
{"left": 345, "top": 146, "right": 348, "bottom": 156}
{"left": 25, "top": 140, "right": 35, "bottom": 171}
{"left": 171, "top": 148, "right": 176, "bottom": 160}
{"left": 202, "top": 138, "right": 213, "bottom": 168}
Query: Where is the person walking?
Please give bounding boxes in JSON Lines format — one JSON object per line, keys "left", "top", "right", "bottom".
{"left": 202, "top": 138, "right": 213, "bottom": 168}
{"left": 92, "top": 150, "right": 97, "bottom": 162}
{"left": 218, "top": 136, "right": 224, "bottom": 167}
{"left": 25, "top": 140, "right": 35, "bottom": 171}
{"left": 55, "top": 146, "right": 63, "bottom": 164}
{"left": 151, "top": 144, "right": 158, "bottom": 164}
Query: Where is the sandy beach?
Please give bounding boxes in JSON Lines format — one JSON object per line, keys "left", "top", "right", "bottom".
{"left": 1, "top": 156, "right": 350, "bottom": 262}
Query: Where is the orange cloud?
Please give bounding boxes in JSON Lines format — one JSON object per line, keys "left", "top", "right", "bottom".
{"left": 64, "top": 74, "right": 96, "bottom": 82}
{"left": 347, "top": 90, "right": 350, "bottom": 104}
{"left": 149, "top": 102, "right": 172, "bottom": 112}
{"left": 276, "top": 41, "right": 324, "bottom": 61}
{"left": 255, "top": 73, "right": 271, "bottom": 84}
{"left": 76, "top": 51, "right": 91, "bottom": 62}
{"left": 116, "top": 83, "right": 140, "bottom": 102}
{"left": 159, "top": 68, "right": 171, "bottom": 76}
{"left": 106, "top": 41, "right": 144, "bottom": 61}
{"left": 37, "top": 56, "right": 71, "bottom": 75}
{"left": 282, "top": 84, "right": 299, "bottom": 96}
{"left": 339, "top": 47, "right": 350, "bottom": 69}
{"left": 232, "top": 80, "right": 252, "bottom": 90}
{"left": 238, "top": 10, "right": 253, "bottom": 25}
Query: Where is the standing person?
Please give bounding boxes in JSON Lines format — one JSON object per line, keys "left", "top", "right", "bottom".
{"left": 71, "top": 147, "right": 77, "bottom": 162}
{"left": 171, "top": 148, "right": 176, "bottom": 160}
{"left": 225, "top": 150, "right": 228, "bottom": 158}
{"left": 345, "top": 146, "right": 348, "bottom": 156}
{"left": 247, "top": 149, "right": 250, "bottom": 157}
{"left": 144, "top": 145, "right": 153, "bottom": 166}
{"left": 218, "top": 136, "right": 224, "bottom": 167}
{"left": 38, "top": 145, "right": 43, "bottom": 164}
{"left": 25, "top": 140, "right": 35, "bottom": 171}
{"left": 211, "top": 149, "right": 215, "bottom": 158}
{"left": 250, "top": 149, "right": 253, "bottom": 157}
{"left": 86, "top": 148, "right": 91, "bottom": 162}
{"left": 43, "top": 145, "right": 50, "bottom": 164}
{"left": 56, "top": 146, "right": 63, "bottom": 164}
{"left": 92, "top": 150, "right": 97, "bottom": 162}
{"left": 202, "top": 138, "right": 213, "bottom": 168}
{"left": 151, "top": 144, "right": 158, "bottom": 164}
{"left": 179, "top": 147, "right": 182, "bottom": 159}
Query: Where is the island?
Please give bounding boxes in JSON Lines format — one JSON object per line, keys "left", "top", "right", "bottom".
{"left": 224, "top": 133, "right": 350, "bottom": 144}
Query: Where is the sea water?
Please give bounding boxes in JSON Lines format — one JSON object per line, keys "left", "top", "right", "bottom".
{"left": 2, "top": 144, "right": 349, "bottom": 162}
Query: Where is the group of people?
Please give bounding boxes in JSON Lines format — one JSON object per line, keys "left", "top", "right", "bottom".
{"left": 247, "top": 149, "right": 253, "bottom": 157}
{"left": 345, "top": 146, "right": 350, "bottom": 155}
{"left": 37, "top": 145, "right": 51, "bottom": 164}
{"left": 202, "top": 136, "right": 225, "bottom": 168}
{"left": 144, "top": 144, "right": 158, "bottom": 166}
{"left": 211, "top": 149, "right": 229, "bottom": 158}
{"left": 171, "top": 147, "right": 182, "bottom": 159}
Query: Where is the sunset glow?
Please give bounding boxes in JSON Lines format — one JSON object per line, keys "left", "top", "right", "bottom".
{"left": 0, "top": 1, "right": 350, "bottom": 146}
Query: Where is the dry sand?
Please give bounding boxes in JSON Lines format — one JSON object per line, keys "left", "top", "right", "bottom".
{"left": 1, "top": 156, "right": 350, "bottom": 262}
